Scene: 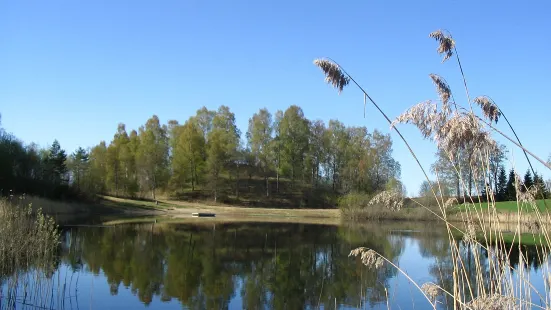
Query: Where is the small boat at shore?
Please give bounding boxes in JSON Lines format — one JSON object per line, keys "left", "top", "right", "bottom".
{"left": 191, "top": 212, "right": 216, "bottom": 217}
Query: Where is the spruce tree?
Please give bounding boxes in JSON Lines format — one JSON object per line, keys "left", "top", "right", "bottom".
{"left": 523, "top": 169, "right": 533, "bottom": 191}
{"left": 496, "top": 166, "right": 507, "bottom": 202}
{"left": 506, "top": 169, "right": 516, "bottom": 201}
{"left": 533, "top": 172, "right": 547, "bottom": 198}
{"left": 70, "top": 147, "right": 89, "bottom": 191}
{"left": 47, "top": 140, "right": 68, "bottom": 185}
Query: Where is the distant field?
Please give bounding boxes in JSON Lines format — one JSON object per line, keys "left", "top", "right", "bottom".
{"left": 456, "top": 199, "right": 551, "bottom": 213}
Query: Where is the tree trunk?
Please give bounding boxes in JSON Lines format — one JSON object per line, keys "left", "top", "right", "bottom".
{"left": 213, "top": 173, "right": 218, "bottom": 202}
{"left": 276, "top": 145, "right": 280, "bottom": 193}
{"left": 332, "top": 162, "right": 337, "bottom": 192}
{"left": 264, "top": 166, "right": 269, "bottom": 197}
{"left": 493, "top": 169, "right": 498, "bottom": 196}
{"left": 276, "top": 171, "right": 279, "bottom": 194}
{"left": 115, "top": 165, "right": 119, "bottom": 197}
{"left": 235, "top": 163, "right": 239, "bottom": 199}
{"left": 190, "top": 158, "right": 195, "bottom": 191}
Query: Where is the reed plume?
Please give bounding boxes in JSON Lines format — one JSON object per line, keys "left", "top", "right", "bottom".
{"left": 349, "top": 247, "right": 384, "bottom": 269}
{"left": 368, "top": 189, "right": 404, "bottom": 211}
{"left": 429, "top": 73, "right": 455, "bottom": 113}
{"left": 391, "top": 100, "right": 444, "bottom": 139}
{"left": 421, "top": 282, "right": 440, "bottom": 302}
{"left": 474, "top": 96, "right": 501, "bottom": 124}
{"left": 466, "top": 294, "right": 516, "bottom": 310}
{"left": 313, "top": 59, "right": 350, "bottom": 93}
{"left": 429, "top": 30, "right": 455, "bottom": 63}
{"left": 435, "top": 112, "right": 496, "bottom": 160}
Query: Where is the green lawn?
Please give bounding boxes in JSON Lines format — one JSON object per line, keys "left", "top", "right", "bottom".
{"left": 456, "top": 199, "right": 551, "bottom": 213}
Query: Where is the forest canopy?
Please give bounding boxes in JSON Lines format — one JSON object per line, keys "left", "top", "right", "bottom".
{"left": 0, "top": 106, "right": 402, "bottom": 208}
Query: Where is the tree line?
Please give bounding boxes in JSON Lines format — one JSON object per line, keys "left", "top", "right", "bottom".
{"left": 0, "top": 106, "right": 401, "bottom": 208}
{"left": 0, "top": 114, "right": 71, "bottom": 199}
{"left": 421, "top": 145, "right": 550, "bottom": 202}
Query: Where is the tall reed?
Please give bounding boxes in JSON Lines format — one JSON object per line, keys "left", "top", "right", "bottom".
{"left": 314, "top": 29, "right": 551, "bottom": 309}
{"left": 0, "top": 197, "right": 62, "bottom": 309}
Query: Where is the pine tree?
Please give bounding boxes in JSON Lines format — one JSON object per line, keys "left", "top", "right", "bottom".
{"left": 523, "top": 169, "right": 533, "bottom": 191}
{"left": 47, "top": 140, "right": 68, "bottom": 185}
{"left": 70, "top": 147, "right": 89, "bottom": 191}
{"left": 506, "top": 169, "right": 516, "bottom": 201}
{"left": 533, "top": 172, "right": 547, "bottom": 198}
{"left": 496, "top": 166, "right": 507, "bottom": 202}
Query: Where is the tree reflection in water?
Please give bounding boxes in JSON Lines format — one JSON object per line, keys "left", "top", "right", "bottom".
{"left": 46, "top": 222, "right": 551, "bottom": 309}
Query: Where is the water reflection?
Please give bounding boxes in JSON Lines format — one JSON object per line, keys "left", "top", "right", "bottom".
{"left": 61, "top": 222, "right": 409, "bottom": 309}
{"left": 2, "top": 221, "right": 550, "bottom": 309}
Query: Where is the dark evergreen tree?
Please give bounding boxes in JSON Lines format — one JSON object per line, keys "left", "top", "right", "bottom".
{"left": 523, "top": 169, "right": 533, "bottom": 192}
{"left": 46, "top": 140, "right": 68, "bottom": 186}
{"left": 506, "top": 169, "right": 517, "bottom": 201}
{"left": 70, "top": 147, "right": 89, "bottom": 191}
{"left": 533, "top": 172, "right": 547, "bottom": 198}
{"left": 496, "top": 166, "right": 507, "bottom": 202}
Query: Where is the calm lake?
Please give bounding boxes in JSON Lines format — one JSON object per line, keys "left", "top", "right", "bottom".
{"left": 1, "top": 220, "right": 549, "bottom": 309}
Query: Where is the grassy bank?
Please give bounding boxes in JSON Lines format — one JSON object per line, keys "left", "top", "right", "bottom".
{"left": 3, "top": 195, "right": 340, "bottom": 225}
{"left": 12, "top": 194, "right": 551, "bottom": 226}
{"left": 456, "top": 199, "right": 551, "bottom": 212}
{"left": 101, "top": 195, "right": 341, "bottom": 223}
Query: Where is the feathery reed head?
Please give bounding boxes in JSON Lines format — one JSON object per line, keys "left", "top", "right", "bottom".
{"left": 444, "top": 197, "right": 458, "bottom": 209}
{"left": 349, "top": 247, "right": 384, "bottom": 269}
{"left": 314, "top": 58, "right": 350, "bottom": 93}
{"left": 462, "top": 222, "right": 477, "bottom": 245}
{"left": 369, "top": 189, "right": 404, "bottom": 211}
{"left": 429, "top": 74, "right": 454, "bottom": 113}
{"left": 435, "top": 112, "right": 496, "bottom": 158}
{"left": 473, "top": 96, "right": 501, "bottom": 123}
{"left": 421, "top": 283, "right": 440, "bottom": 301}
{"left": 467, "top": 294, "right": 515, "bottom": 310}
{"left": 429, "top": 30, "right": 455, "bottom": 63}
{"left": 391, "top": 100, "right": 445, "bottom": 139}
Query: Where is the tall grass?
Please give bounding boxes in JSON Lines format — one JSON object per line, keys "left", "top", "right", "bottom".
{"left": 0, "top": 198, "right": 62, "bottom": 309}
{"left": 315, "top": 30, "right": 551, "bottom": 309}
{"left": 339, "top": 193, "right": 444, "bottom": 221}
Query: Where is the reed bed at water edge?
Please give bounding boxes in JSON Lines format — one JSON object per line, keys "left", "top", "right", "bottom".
{"left": 0, "top": 197, "right": 62, "bottom": 309}
{"left": 315, "top": 29, "right": 551, "bottom": 309}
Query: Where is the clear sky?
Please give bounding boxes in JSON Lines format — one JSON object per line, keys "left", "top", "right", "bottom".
{"left": 1, "top": 0, "right": 550, "bottom": 196}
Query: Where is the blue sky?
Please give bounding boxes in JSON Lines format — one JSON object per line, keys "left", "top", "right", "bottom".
{"left": 1, "top": 0, "right": 550, "bottom": 196}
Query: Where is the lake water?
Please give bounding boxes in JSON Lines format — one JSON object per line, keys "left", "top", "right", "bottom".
{"left": 1, "top": 220, "right": 549, "bottom": 309}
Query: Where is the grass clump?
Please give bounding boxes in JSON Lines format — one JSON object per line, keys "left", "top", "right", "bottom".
{"left": 0, "top": 198, "right": 60, "bottom": 276}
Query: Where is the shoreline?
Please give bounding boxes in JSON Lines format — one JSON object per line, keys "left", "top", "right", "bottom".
{"left": 34, "top": 195, "right": 551, "bottom": 228}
